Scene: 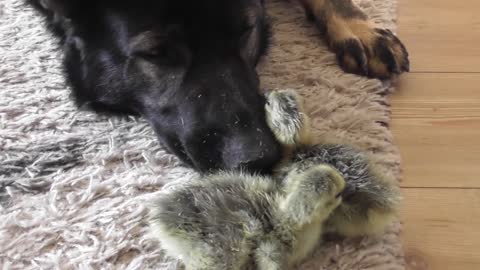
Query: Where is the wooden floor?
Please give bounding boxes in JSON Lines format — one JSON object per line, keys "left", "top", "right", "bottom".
{"left": 393, "top": 0, "right": 480, "bottom": 269}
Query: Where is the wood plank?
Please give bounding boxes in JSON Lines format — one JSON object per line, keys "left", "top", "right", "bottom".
{"left": 391, "top": 73, "right": 480, "bottom": 188}
{"left": 401, "top": 188, "right": 480, "bottom": 270}
{"left": 397, "top": 0, "right": 480, "bottom": 72}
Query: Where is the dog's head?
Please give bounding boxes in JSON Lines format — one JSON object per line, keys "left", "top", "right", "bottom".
{"left": 33, "top": 0, "right": 282, "bottom": 173}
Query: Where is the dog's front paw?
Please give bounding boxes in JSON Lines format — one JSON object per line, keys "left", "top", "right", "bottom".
{"left": 298, "top": 0, "right": 409, "bottom": 79}
{"left": 332, "top": 23, "right": 409, "bottom": 79}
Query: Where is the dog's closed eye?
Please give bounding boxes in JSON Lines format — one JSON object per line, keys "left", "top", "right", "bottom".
{"left": 129, "top": 30, "right": 190, "bottom": 66}
{"left": 135, "top": 44, "right": 183, "bottom": 64}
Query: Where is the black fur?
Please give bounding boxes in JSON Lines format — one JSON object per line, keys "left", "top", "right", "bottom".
{"left": 27, "top": 0, "right": 282, "bottom": 174}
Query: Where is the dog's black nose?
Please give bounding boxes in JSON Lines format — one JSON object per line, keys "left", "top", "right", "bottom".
{"left": 222, "top": 133, "right": 282, "bottom": 174}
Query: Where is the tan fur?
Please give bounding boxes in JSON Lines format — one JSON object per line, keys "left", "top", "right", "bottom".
{"left": 341, "top": 53, "right": 360, "bottom": 71}
{"left": 368, "top": 58, "right": 390, "bottom": 78}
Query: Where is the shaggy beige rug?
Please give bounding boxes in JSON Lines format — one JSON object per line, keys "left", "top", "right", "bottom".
{"left": 0, "top": 0, "right": 405, "bottom": 269}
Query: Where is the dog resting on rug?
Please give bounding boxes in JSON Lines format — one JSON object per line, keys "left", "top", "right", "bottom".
{"left": 148, "top": 89, "right": 401, "bottom": 270}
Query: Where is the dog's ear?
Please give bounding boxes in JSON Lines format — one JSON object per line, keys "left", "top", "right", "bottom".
{"left": 27, "top": 0, "right": 88, "bottom": 39}
{"left": 28, "top": 0, "right": 77, "bottom": 18}
{"left": 240, "top": 4, "right": 271, "bottom": 66}
{"left": 40, "top": 0, "right": 66, "bottom": 14}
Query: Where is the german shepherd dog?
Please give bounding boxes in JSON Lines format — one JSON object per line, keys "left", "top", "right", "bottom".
{"left": 27, "top": 0, "right": 408, "bottom": 174}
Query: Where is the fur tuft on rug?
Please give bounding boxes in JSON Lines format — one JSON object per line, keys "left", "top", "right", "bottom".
{"left": 0, "top": 0, "right": 405, "bottom": 269}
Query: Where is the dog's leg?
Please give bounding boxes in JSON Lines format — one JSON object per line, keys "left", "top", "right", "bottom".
{"left": 296, "top": 0, "right": 409, "bottom": 79}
